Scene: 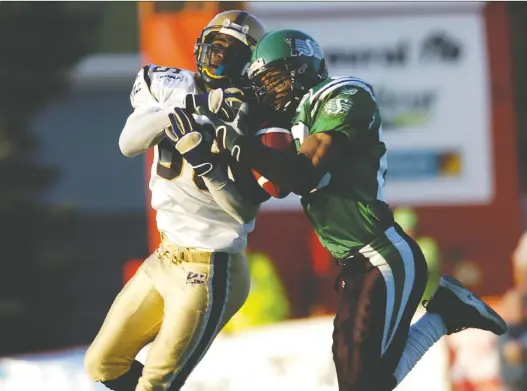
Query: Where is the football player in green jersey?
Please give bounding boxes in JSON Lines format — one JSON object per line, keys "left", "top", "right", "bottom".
{"left": 197, "top": 29, "right": 507, "bottom": 390}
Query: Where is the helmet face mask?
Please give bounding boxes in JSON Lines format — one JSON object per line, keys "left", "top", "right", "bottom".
{"left": 248, "top": 29, "right": 329, "bottom": 114}
{"left": 195, "top": 11, "right": 267, "bottom": 90}
{"left": 196, "top": 33, "right": 252, "bottom": 89}
{"left": 251, "top": 60, "right": 305, "bottom": 112}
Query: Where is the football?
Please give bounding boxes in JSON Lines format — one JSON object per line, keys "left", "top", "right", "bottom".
{"left": 252, "top": 127, "right": 295, "bottom": 198}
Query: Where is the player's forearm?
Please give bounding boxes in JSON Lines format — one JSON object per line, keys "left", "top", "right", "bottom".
{"left": 237, "top": 138, "right": 319, "bottom": 196}
{"left": 203, "top": 166, "right": 260, "bottom": 224}
{"left": 119, "top": 108, "right": 172, "bottom": 157}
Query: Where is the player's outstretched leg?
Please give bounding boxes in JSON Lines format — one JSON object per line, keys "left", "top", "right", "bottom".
{"left": 393, "top": 274, "right": 507, "bottom": 388}
{"left": 423, "top": 274, "right": 507, "bottom": 335}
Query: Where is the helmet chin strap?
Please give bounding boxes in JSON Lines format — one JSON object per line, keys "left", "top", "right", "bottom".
{"left": 203, "top": 66, "right": 227, "bottom": 80}
{"left": 215, "top": 64, "right": 225, "bottom": 76}
{"left": 201, "top": 68, "right": 231, "bottom": 91}
{"left": 277, "top": 83, "right": 302, "bottom": 113}
{"left": 280, "top": 96, "right": 300, "bottom": 114}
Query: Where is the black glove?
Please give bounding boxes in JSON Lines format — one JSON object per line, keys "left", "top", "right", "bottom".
{"left": 165, "top": 107, "right": 215, "bottom": 176}
{"left": 196, "top": 102, "right": 250, "bottom": 162}
{"left": 185, "top": 88, "right": 246, "bottom": 121}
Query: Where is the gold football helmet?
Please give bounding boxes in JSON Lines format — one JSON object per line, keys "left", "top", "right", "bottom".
{"left": 194, "top": 10, "right": 267, "bottom": 90}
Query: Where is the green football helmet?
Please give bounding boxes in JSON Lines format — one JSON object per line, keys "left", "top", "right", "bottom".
{"left": 248, "top": 29, "right": 328, "bottom": 113}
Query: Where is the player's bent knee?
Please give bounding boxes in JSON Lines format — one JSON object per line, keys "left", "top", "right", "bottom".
{"left": 84, "top": 346, "right": 108, "bottom": 381}
{"left": 84, "top": 345, "right": 129, "bottom": 382}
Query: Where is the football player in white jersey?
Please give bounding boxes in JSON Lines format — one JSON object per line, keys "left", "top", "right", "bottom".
{"left": 84, "top": 11, "right": 268, "bottom": 391}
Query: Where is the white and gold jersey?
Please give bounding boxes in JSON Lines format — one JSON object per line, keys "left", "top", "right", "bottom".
{"left": 129, "top": 64, "right": 255, "bottom": 252}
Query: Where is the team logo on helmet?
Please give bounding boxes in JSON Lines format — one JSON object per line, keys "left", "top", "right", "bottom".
{"left": 285, "top": 37, "right": 323, "bottom": 60}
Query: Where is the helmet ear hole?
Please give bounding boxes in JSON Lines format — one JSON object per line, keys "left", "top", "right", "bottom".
{"left": 318, "top": 58, "right": 329, "bottom": 81}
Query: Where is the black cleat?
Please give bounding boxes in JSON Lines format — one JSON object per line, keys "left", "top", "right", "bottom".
{"left": 423, "top": 275, "right": 507, "bottom": 335}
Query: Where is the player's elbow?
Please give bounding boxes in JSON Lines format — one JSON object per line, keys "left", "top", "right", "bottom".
{"left": 118, "top": 137, "right": 138, "bottom": 157}
{"left": 118, "top": 126, "right": 143, "bottom": 157}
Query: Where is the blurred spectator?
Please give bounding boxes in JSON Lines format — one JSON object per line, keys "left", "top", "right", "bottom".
{"left": 394, "top": 207, "right": 441, "bottom": 300}
{"left": 499, "top": 232, "right": 527, "bottom": 391}
{"left": 223, "top": 250, "right": 290, "bottom": 333}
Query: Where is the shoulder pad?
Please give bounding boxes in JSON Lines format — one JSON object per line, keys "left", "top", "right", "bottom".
{"left": 308, "top": 77, "right": 376, "bottom": 117}
{"left": 310, "top": 77, "right": 374, "bottom": 104}
{"left": 130, "top": 64, "right": 196, "bottom": 108}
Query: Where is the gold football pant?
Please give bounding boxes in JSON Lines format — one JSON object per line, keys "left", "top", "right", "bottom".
{"left": 84, "top": 240, "right": 250, "bottom": 391}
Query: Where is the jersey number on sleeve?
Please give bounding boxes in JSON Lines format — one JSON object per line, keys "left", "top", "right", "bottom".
{"left": 150, "top": 66, "right": 183, "bottom": 83}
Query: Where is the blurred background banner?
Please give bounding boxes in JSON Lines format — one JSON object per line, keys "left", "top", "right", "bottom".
{"left": 256, "top": 2, "right": 493, "bottom": 207}
{"left": 1, "top": 2, "right": 527, "bottom": 391}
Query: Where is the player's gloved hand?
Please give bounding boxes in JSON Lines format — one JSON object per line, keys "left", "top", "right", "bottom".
{"left": 165, "top": 107, "right": 215, "bottom": 176}
{"left": 185, "top": 87, "right": 246, "bottom": 121}
{"left": 196, "top": 102, "right": 250, "bottom": 162}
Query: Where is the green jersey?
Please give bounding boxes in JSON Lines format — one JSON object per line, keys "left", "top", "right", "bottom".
{"left": 291, "top": 76, "right": 394, "bottom": 259}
